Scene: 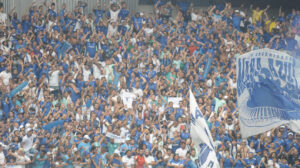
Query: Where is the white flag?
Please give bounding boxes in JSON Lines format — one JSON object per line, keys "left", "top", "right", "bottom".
{"left": 190, "top": 90, "right": 220, "bottom": 168}
{"left": 236, "top": 49, "right": 300, "bottom": 138}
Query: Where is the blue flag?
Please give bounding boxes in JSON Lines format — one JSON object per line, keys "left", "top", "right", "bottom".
{"left": 8, "top": 81, "right": 29, "bottom": 98}
{"left": 237, "top": 49, "right": 300, "bottom": 138}
{"left": 203, "top": 57, "right": 212, "bottom": 79}
{"left": 42, "top": 120, "right": 65, "bottom": 131}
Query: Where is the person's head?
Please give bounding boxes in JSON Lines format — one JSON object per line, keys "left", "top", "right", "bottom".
{"left": 62, "top": 3, "right": 66, "bottom": 9}
{"left": 249, "top": 152, "right": 253, "bottom": 159}
{"left": 51, "top": 3, "right": 55, "bottom": 10}
{"left": 139, "top": 149, "right": 143, "bottom": 156}
{"left": 174, "top": 154, "right": 179, "bottom": 161}
{"left": 255, "top": 6, "right": 260, "bottom": 11}
{"left": 180, "top": 140, "right": 186, "bottom": 149}
{"left": 18, "top": 148, "right": 25, "bottom": 156}
{"left": 126, "top": 150, "right": 131, "bottom": 157}
{"left": 145, "top": 149, "right": 150, "bottom": 156}
{"left": 236, "top": 152, "right": 241, "bottom": 159}
{"left": 84, "top": 135, "right": 90, "bottom": 143}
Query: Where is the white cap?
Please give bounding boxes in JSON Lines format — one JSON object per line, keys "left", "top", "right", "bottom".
{"left": 26, "top": 128, "right": 32, "bottom": 133}
{"left": 235, "top": 10, "right": 239, "bottom": 13}
{"left": 25, "top": 123, "right": 31, "bottom": 128}
{"left": 83, "top": 135, "right": 91, "bottom": 140}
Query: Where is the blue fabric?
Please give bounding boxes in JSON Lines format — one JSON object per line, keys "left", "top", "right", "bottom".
{"left": 42, "top": 120, "right": 65, "bottom": 131}
{"left": 8, "top": 81, "right": 29, "bottom": 98}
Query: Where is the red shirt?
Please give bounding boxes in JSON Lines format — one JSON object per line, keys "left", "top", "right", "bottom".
{"left": 135, "top": 155, "right": 145, "bottom": 167}
{"left": 189, "top": 45, "right": 197, "bottom": 56}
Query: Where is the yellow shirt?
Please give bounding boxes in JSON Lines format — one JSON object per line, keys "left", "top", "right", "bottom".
{"left": 252, "top": 10, "right": 263, "bottom": 24}
{"left": 265, "top": 20, "right": 276, "bottom": 32}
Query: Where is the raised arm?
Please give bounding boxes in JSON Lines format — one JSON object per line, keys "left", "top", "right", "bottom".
{"left": 208, "top": 5, "right": 216, "bottom": 16}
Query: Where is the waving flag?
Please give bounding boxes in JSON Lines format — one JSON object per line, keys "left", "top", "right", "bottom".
{"left": 190, "top": 90, "right": 219, "bottom": 168}
{"left": 237, "top": 49, "right": 300, "bottom": 138}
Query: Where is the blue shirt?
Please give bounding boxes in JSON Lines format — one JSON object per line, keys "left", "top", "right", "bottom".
{"left": 286, "top": 38, "right": 297, "bottom": 51}
{"left": 232, "top": 15, "right": 242, "bottom": 30}
{"left": 177, "top": 1, "right": 190, "bottom": 12}
{"left": 78, "top": 142, "right": 91, "bottom": 157}
{"left": 86, "top": 42, "right": 97, "bottom": 58}
{"left": 91, "top": 154, "right": 101, "bottom": 168}
{"left": 119, "top": 9, "right": 130, "bottom": 20}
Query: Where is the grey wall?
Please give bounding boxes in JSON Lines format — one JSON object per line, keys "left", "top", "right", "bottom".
{"left": 0, "top": 0, "right": 139, "bottom": 18}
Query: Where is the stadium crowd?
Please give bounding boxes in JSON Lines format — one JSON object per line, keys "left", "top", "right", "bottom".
{"left": 0, "top": 0, "right": 299, "bottom": 167}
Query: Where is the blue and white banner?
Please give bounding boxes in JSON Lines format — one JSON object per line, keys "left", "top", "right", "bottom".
{"left": 106, "top": 132, "right": 127, "bottom": 143}
{"left": 237, "top": 48, "right": 300, "bottom": 138}
{"left": 190, "top": 90, "right": 219, "bottom": 168}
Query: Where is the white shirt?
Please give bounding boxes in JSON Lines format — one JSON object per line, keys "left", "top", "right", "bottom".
{"left": 229, "top": 79, "right": 237, "bottom": 89}
{"left": 14, "top": 154, "right": 30, "bottom": 168}
{"left": 82, "top": 67, "right": 91, "bottom": 82}
{"left": 225, "top": 123, "right": 235, "bottom": 132}
{"left": 0, "top": 13, "right": 7, "bottom": 25}
{"left": 295, "top": 34, "right": 300, "bottom": 48}
{"left": 122, "top": 155, "right": 134, "bottom": 168}
{"left": 22, "top": 134, "right": 36, "bottom": 152}
{"left": 0, "top": 151, "right": 4, "bottom": 165}
{"left": 191, "top": 12, "right": 199, "bottom": 21}
{"left": 108, "top": 24, "right": 118, "bottom": 37}
{"left": 133, "top": 87, "right": 143, "bottom": 97}
{"left": 0, "top": 70, "right": 11, "bottom": 85}
{"left": 144, "top": 28, "right": 154, "bottom": 36}
{"left": 92, "top": 64, "right": 102, "bottom": 79}
{"left": 120, "top": 92, "right": 137, "bottom": 109}
{"left": 145, "top": 155, "right": 155, "bottom": 168}
{"left": 169, "top": 125, "right": 179, "bottom": 139}
{"left": 267, "top": 159, "right": 280, "bottom": 168}
{"left": 49, "top": 70, "right": 60, "bottom": 87}
{"left": 109, "top": 9, "right": 120, "bottom": 22}
{"left": 175, "top": 147, "right": 188, "bottom": 158}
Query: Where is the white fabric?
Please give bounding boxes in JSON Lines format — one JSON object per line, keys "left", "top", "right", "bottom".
{"left": 190, "top": 90, "right": 219, "bottom": 168}
{"left": 168, "top": 97, "right": 182, "bottom": 108}
{"left": 236, "top": 49, "right": 300, "bottom": 138}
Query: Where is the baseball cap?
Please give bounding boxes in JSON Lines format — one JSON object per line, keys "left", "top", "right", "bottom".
{"left": 83, "top": 135, "right": 91, "bottom": 140}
